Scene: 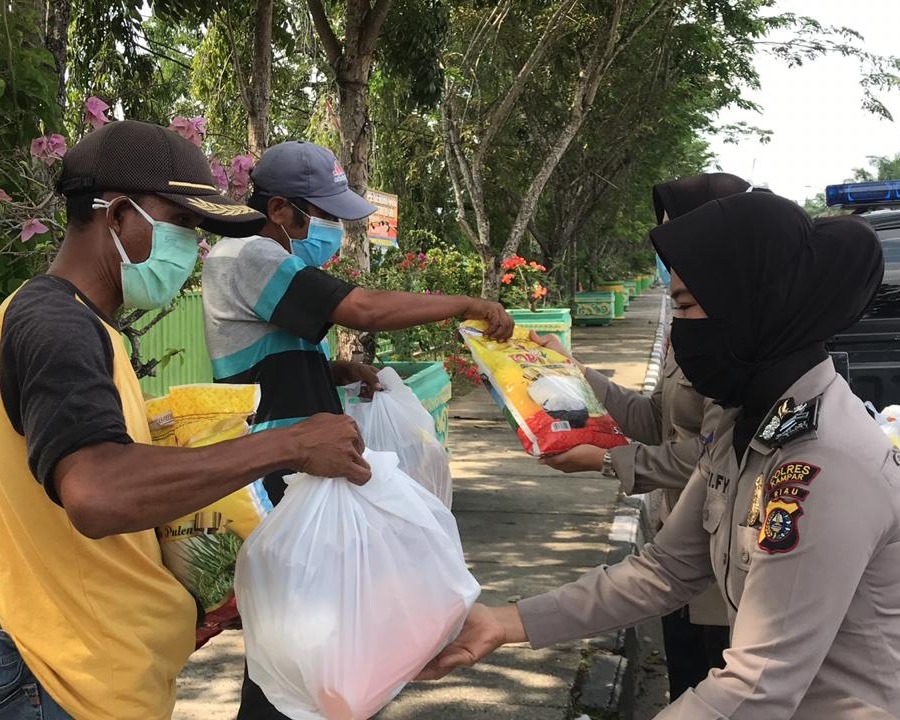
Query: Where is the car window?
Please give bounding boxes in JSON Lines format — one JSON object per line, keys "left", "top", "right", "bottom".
{"left": 861, "top": 228, "right": 900, "bottom": 319}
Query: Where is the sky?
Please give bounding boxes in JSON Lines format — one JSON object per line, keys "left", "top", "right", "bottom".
{"left": 705, "top": 0, "right": 900, "bottom": 204}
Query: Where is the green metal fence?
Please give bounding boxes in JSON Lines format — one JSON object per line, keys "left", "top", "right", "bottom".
{"left": 126, "top": 292, "right": 213, "bottom": 398}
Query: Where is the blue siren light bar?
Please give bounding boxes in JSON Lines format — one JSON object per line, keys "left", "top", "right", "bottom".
{"left": 825, "top": 180, "right": 900, "bottom": 208}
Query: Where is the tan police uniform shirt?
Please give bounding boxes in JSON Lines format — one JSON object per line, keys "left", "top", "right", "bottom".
{"left": 585, "top": 347, "right": 727, "bottom": 625}
{"left": 520, "top": 359, "right": 900, "bottom": 719}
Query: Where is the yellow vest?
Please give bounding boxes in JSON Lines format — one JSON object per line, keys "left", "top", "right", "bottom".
{"left": 0, "top": 287, "right": 196, "bottom": 719}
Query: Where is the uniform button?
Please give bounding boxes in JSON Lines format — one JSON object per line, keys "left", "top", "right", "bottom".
{"left": 740, "top": 550, "right": 750, "bottom": 564}
{"left": 703, "top": 509, "right": 710, "bottom": 521}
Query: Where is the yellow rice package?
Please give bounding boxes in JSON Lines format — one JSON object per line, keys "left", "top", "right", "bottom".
{"left": 460, "top": 321, "right": 628, "bottom": 456}
{"left": 146, "top": 384, "right": 271, "bottom": 614}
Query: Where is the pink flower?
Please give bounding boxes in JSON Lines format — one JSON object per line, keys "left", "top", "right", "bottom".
{"left": 209, "top": 158, "right": 229, "bottom": 191}
{"left": 84, "top": 96, "right": 110, "bottom": 130}
{"left": 169, "top": 116, "right": 208, "bottom": 147}
{"left": 21, "top": 219, "right": 49, "bottom": 242}
{"left": 189, "top": 116, "right": 207, "bottom": 136}
{"left": 198, "top": 238, "right": 211, "bottom": 260}
{"left": 29, "top": 134, "right": 67, "bottom": 166}
{"left": 0, "top": 189, "right": 11, "bottom": 202}
{"left": 230, "top": 154, "right": 254, "bottom": 197}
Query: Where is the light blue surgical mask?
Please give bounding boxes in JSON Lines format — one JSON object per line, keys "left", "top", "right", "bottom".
{"left": 94, "top": 197, "right": 199, "bottom": 310}
{"left": 283, "top": 203, "right": 344, "bottom": 267}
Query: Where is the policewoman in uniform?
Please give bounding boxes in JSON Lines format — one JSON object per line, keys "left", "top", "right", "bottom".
{"left": 540, "top": 173, "right": 755, "bottom": 699}
{"left": 420, "top": 192, "right": 900, "bottom": 719}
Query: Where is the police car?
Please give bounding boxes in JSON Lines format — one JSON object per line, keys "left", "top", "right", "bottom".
{"left": 824, "top": 181, "right": 900, "bottom": 408}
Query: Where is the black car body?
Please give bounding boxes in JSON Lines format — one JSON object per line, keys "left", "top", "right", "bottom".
{"left": 826, "top": 209, "right": 900, "bottom": 409}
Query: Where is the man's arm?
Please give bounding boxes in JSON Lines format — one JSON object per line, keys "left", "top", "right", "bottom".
{"left": 331, "top": 287, "right": 513, "bottom": 340}
{"left": 53, "top": 413, "right": 370, "bottom": 539}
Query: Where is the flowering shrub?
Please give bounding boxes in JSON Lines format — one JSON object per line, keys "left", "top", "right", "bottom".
{"left": 444, "top": 353, "right": 482, "bottom": 387}
{"left": 500, "top": 255, "right": 549, "bottom": 311}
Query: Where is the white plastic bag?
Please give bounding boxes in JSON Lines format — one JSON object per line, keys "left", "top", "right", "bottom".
{"left": 234, "top": 450, "right": 480, "bottom": 720}
{"left": 870, "top": 402, "right": 900, "bottom": 448}
{"left": 344, "top": 367, "right": 453, "bottom": 508}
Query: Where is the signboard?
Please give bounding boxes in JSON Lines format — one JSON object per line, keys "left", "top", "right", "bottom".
{"left": 365, "top": 189, "right": 399, "bottom": 248}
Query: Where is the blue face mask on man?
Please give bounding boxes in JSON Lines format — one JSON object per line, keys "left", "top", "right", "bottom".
{"left": 283, "top": 203, "right": 344, "bottom": 267}
{"left": 94, "top": 196, "right": 199, "bottom": 309}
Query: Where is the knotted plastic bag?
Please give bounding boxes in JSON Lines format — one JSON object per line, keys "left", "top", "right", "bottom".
{"left": 235, "top": 450, "right": 480, "bottom": 720}
{"left": 344, "top": 367, "right": 452, "bottom": 508}
{"left": 460, "top": 321, "right": 628, "bottom": 456}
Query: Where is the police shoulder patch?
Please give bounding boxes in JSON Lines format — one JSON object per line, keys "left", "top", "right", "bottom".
{"left": 758, "top": 499, "right": 804, "bottom": 554}
{"left": 765, "top": 461, "right": 821, "bottom": 493}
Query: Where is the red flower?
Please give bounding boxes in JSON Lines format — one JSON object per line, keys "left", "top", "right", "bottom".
{"left": 501, "top": 255, "right": 526, "bottom": 271}
{"left": 501, "top": 273, "right": 515, "bottom": 285}
{"left": 529, "top": 261, "right": 546, "bottom": 272}
{"left": 532, "top": 284, "right": 548, "bottom": 300}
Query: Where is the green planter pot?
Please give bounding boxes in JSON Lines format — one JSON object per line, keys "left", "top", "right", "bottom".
{"left": 377, "top": 361, "right": 452, "bottom": 447}
{"left": 573, "top": 291, "right": 615, "bottom": 326}
{"left": 596, "top": 282, "right": 627, "bottom": 319}
{"left": 626, "top": 277, "right": 643, "bottom": 296}
{"left": 622, "top": 280, "right": 638, "bottom": 299}
{"left": 507, "top": 307, "right": 572, "bottom": 352}
{"left": 129, "top": 292, "right": 214, "bottom": 398}
{"left": 640, "top": 273, "right": 654, "bottom": 291}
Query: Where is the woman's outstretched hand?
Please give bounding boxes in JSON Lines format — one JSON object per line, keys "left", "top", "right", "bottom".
{"left": 416, "top": 604, "right": 528, "bottom": 681}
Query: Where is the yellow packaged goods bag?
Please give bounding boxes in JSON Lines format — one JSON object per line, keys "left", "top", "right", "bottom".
{"left": 146, "top": 384, "right": 271, "bottom": 614}
{"left": 460, "top": 321, "right": 628, "bottom": 457}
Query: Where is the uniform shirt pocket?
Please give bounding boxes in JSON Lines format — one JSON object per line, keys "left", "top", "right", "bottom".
{"left": 734, "top": 525, "right": 757, "bottom": 572}
{"left": 702, "top": 492, "right": 728, "bottom": 534}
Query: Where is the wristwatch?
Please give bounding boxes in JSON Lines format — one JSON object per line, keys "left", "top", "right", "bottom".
{"left": 601, "top": 449, "right": 617, "bottom": 478}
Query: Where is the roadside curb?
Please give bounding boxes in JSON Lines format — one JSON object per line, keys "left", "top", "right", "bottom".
{"left": 642, "top": 293, "right": 668, "bottom": 394}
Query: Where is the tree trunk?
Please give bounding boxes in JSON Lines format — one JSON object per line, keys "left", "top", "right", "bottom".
{"left": 44, "top": 0, "right": 69, "bottom": 110}
{"left": 481, "top": 263, "right": 500, "bottom": 302}
{"left": 337, "top": 71, "right": 371, "bottom": 270}
{"left": 247, "top": 0, "right": 274, "bottom": 155}
{"left": 307, "top": 0, "right": 394, "bottom": 273}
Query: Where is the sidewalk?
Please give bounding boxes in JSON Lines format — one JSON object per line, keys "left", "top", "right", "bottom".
{"left": 173, "top": 288, "right": 667, "bottom": 720}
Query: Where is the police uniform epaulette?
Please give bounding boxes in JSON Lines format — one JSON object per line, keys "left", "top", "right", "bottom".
{"left": 755, "top": 395, "right": 822, "bottom": 449}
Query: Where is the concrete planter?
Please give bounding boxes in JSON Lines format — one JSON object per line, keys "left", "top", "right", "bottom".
{"left": 507, "top": 307, "right": 573, "bottom": 352}
{"left": 596, "top": 281, "right": 627, "bottom": 319}
{"left": 573, "top": 291, "right": 615, "bottom": 327}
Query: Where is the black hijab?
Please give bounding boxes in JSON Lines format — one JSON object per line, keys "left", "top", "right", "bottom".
{"left": 651, "top": 192, "right": 883, "bottom": 457}
{"left": 652, "top": 173, "right": 752, "bottom": 224}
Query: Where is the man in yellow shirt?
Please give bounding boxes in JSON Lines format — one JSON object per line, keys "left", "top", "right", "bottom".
{"left": 0, "top": 120, "right": 370, "bottom": 719}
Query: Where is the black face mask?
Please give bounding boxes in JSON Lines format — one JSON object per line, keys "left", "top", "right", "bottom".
{"left": 670, "top": 317, "right": 754, "bottom": 407}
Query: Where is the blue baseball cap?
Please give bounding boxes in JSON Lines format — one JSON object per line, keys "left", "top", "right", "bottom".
{"left": 250, "top": 141, "right": 376, "bottom": 221}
